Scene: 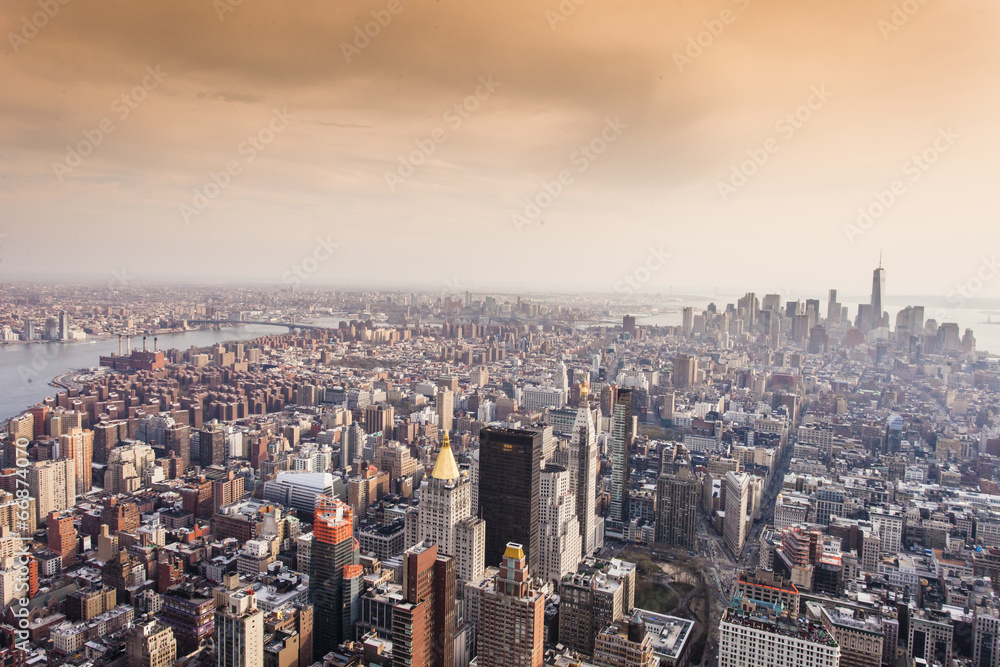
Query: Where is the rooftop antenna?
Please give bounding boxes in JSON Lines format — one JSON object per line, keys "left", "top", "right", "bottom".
{"left": 878, "top": 249, "right": 882, "bottom": 270}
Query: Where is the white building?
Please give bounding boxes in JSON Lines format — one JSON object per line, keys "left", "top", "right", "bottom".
{"left": 417, "top": 434, "right": 485, "bottom": 584}
{"left": 719, "top": 605, "right": 840, "bottom": 667}
{"left": 538, "top": 464, "right": 582, "bottom": 588}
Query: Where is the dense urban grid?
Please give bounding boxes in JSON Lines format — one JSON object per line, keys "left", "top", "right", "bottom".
{"left": 0, "top": 263, "right": 995, "bottom": 667}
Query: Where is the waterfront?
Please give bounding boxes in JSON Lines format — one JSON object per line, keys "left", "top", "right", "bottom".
{"left": 0, "top": 324, "right": 285, "bottom": 421}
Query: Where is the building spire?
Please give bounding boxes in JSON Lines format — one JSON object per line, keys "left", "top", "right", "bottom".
{"left": 878, "top": 249, "right": 882, "bottom": 270}
{"left": 431, "top": 431, "right": 460, "bottom": 480}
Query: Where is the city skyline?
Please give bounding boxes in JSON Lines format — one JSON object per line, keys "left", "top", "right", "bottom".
{"left": 2, "top": 1, "right": 999, "bottom": 295}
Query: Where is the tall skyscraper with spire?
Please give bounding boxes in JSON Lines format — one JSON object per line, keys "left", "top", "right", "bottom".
{"left": 417, "top": 432, "right": 485, "bottom": 584}
{"left": 568, "top": 405, "right": 599, "bottom": 555}
{"left": 871, "top": 253, "right": 886, "bottom": 330}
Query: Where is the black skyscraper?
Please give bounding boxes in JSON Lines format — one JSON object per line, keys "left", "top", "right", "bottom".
{"left": 478, "top": 427, "right": 542, "bottom": 575}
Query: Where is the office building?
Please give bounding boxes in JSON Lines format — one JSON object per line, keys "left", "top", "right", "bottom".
{"left": 537, "top": 464, "right": 582, "bottom": 588}
{"left": 871, "top": 258, "right": 886, "bottom": 330}
{"left": 568, "top": 405, "right": 600, "bottom": 555}
{"left": 309, "top": 496, "right": 360, "bottom": 657}
{"left": 392, "top": 541, "right": 456, "bottom": 667}
{"left": 199, "top": 426, "right": 226, "bottom": 468}
{"left": 723, "top": 471, "right": 750, "bottom": 556}
{"left": 476, "top": 543, "right": 545, "bottom": 667}
{"left": 654, "top": 468, "right": 698, "bottom": 550}
{"left": 436, "top": 389, "right": 454, "bottom": 434}
{"left": 478, "top": 427, "right": 541, "bottom": 575}
{"left": 608, "top": 389, "right": 634, "bottom": 537}
{"left": 672, "top": 355, "right": 696, "bottom": 389}
{"left": 417, "top": 432, "right": 484, "bottom": 584}
{"left": 719, "top": 602, "right": 840, "bottom": 667}
{"left": 558, "top": 558, "right": 637, "bottom": 657}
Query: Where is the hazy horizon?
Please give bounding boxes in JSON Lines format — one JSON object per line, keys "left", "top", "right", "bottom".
{"left": 2, "top": 0, "right": 999, "bottom": 297}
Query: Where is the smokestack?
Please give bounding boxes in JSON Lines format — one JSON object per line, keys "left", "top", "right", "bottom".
{"left": 154, "top": 337, "right": 158, "bottom": 352}
{"left": 118, "top": 335, "right": 122, "bottom": 356}
{"left": 126, "top": 336, "right": 131, "bottom": 354}
{"left": 143, "top": 336, "right": 147, "bottom": 352}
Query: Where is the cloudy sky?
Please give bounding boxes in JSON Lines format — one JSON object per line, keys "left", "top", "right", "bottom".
{"left": 1, "top": 0, "right": 998, "bottom": 298}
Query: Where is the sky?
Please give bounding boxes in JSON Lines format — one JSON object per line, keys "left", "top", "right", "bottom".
{"left": 1, "top": 0, "right": 999, "bottom": 298}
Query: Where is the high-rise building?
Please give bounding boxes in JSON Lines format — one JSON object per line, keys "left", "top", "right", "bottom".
{"left": 198, "top": 426, "right": 226, "bottom": 468}
{"left": 436, "top": 389, "right": 454, "bottom": 434}
{"left": 364, "top": 403, "right": 395, "bottom": 437}
{"left": 213, "top": 471, "right": 245, "bottom": 511}
{"left": 309, "top": 496, "right": 360, "bottom": 657}
{"left": 558, "top": 557, "right": 637, "bottom": 657}
{"left": 654, "top": 468, "right": 698, "bottom": 549}
{"left": 476, "top": 543, "right": 546, "bottom": 667}
{"left": 672, "top": 355, "right": 696, "bottom": 389}
{"left": 165, "top": 423, "right": 191, "bottom": 467}
{"left": 681, "top": 307, "right": 693, "bottom": 338}
{"left": 344, "top": 423, "right": 365, "bottom": 468}
{"left": 723, "top": 471, "right": 749, "bottom": 556}
{"left": 417, "top": 432, "right": 484, "bottom": 585}
{"left": 214, "top": 573, "right": 264, "bottom": 667}
{"left": 392, "top": 541, "right": 456, "bottom": 667}
{"left": 622, "top": 316, "right": 637, "bottom": 338}
{"left": 973, "top": 606, "right": 1000, "bottom": 667}
{"left": 47, "top": 510, "right": 78, "bottom": 568}
{"left": 29, "top": 458, "right": 75, "bottom": 524}
{"left": 719, "top": 602, "right": 840, "bottom": 667}
{"left": 827, "top": 289, "right": 841, "bottom": 326}
{"left": 537, "top": 464, "right": 581, "bottom": 588}
{"left": 871, "top": 258, "right": 886, "bottom": 330}
{"left": 126, "top": 616, "right": 177, "bottom": 667}
{"left": 478, "top": 427, "right": 542, "bottom": 575}
{"left": 608, "top": 389, "right": 634, "bottom": 537}
{"left": 568, "top": 406, "right": 599, "bottom": 555}
{"left": 59, "top": 427, "right": 93, "bottom": 496}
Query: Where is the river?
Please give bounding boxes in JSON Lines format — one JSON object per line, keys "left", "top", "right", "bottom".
{"left": 0, "top": 324, "right": 290, "bottom": 421}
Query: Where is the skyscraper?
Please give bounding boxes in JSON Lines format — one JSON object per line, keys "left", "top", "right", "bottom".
{"left": 198, "top": 426, "right": 226, "bottom": 468}
{"left": 568, "top": 406, "right": 599, "bottom": 555}
{"left": 59, "top": 427, "right": 93, "bottom": 497}
{"left": 723, "top": 471, "right": 750, "bottom": 556}
{"left": 29, "top": 458, "right": 75, "bottom": 525}
{"left": 871, "top": 256, "right": 886, "bottom": 330}
{"left": 417, "top": 432, "right": 485, "bottom": 584}
{"left": 392, "top": 541, "right": 456, "bottom": 667}
{"left": 607, "top": 389, "right": 633, "bottom": 537}
{"left": 476, "top": 543, "right": 545, "bottom": 667}
{"left": 672, "top": 355, "right": 696, "bottom": 389}
{"left": 436, "top": 389, "right": 454, "bottom": 434}
{"left": 309, "top": 496, "right": 359, "bottom": 656}
{"left": 654, "top": 468, "right": 699, "bottom": 549}
{"left": 478, "top": 427, "right": 542, "bottom": 575}
{"left": 214, "top": 573, "right": 264, "bottom": 667}
{"left": 537, "top": 464, "right": 582, "bottom": 588}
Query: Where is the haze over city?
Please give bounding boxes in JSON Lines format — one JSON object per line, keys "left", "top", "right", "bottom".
{"left": 3, "top": 3, "right": 1000, "bottom": 667}
{"left": 2, "top": 0, "right": 1000, "bottom": 293}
